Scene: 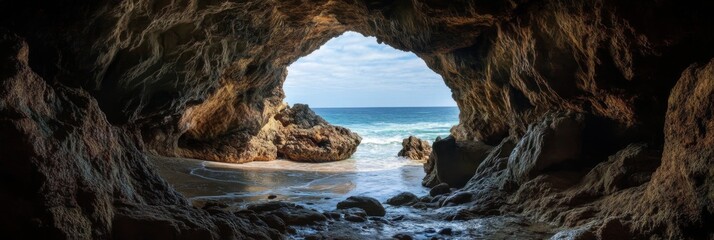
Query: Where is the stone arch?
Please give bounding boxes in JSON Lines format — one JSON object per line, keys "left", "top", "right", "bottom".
{"left": 1, "top": 0, "right": 714, "bottom": 238}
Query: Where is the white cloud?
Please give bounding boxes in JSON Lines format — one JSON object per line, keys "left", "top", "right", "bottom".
{"left": 284, "top": 31, "right": 456, "bottom": 108}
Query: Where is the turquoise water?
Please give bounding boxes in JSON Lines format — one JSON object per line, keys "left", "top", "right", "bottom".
{"left": 314, "top": 106, "right": 459, "bottom": 164}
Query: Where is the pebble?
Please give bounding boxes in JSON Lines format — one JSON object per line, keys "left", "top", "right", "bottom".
{"left": 438, "top": 228, "right": 453, "bottom": 235}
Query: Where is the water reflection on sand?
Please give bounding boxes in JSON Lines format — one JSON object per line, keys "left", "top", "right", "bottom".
{"left": 150, "top": 156, "right": 428, "bottom": 210}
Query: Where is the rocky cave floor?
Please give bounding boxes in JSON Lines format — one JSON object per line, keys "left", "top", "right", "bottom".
{"left": 151, "top": 156, "right": 555, "bottom": 240}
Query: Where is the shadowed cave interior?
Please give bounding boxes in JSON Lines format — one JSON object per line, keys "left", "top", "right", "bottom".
{"left": 1, "top": 0, "right": 714, "bottom": 239}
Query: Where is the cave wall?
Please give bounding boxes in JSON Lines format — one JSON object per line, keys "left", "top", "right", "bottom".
{"left": 1, "top": 0, "right": 714, "bottom": 238}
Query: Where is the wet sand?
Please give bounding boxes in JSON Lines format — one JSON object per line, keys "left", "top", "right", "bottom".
{"left": 150, "top": 156, "right": 555, "bottom": 239}
{"left": 150, "top": 155, "right": 428, "bottom": 210}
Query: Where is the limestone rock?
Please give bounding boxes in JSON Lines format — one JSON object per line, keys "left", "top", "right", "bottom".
{"left": 336, "top": 196, "right": 386, "bottom": 217}
{"left": 397, "top": 136, "right": 432, "bottom": 161}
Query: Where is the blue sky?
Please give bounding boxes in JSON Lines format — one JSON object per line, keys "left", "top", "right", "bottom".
{"left": 284, "top": 31, "right": 456, "bottom": 108}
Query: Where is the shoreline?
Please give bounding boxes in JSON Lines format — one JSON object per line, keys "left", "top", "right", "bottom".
{"left": 149, "top": 155, "right": 555, "bottom": 239}
{"left": 148, "top": 155, "right": 429, "bottom": 209}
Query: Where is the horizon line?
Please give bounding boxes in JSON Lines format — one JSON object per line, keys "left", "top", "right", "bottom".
{"left": 304, "top": 105, "right": 458, "bottom": 109}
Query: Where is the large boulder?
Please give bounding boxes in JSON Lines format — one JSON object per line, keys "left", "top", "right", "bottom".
{"left": 274, "top": 104, "right": 361, "bottom": 162}
{"left": 507, "top": 113, "right": 585, "bottom": 184}
{"left": 424, "top": 136, "right": 494, "bottom": 188}
{"left": 397, "top": 136, "right": 432, "bottom": 161}
{"left": 217, "top": 104, "right": 361, "bottom": 163}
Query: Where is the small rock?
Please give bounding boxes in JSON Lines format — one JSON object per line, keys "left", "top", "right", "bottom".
{"left": 387, "top": 192, "right": 419, "bottom": 206}
{"left": 322, "top": 211, "right": 341, "bottom": 220}
{"left": 247, "top": 201, "right": 327, "bottom": 225}
{"left": 391, "top": 215, "right": 405, "bottom": 221}
{"left": 443, "top": 192, "right": 473, "bottom": 206}
{"left": 336, "top": 196, "right": 386, "bottom": 216}
{"left": 341, "top": 208, "right": 368, "bottom": 222}
{"left": 430, "top": 183, "right": 451, "bottom": 196}
{"left": 412, "top": 202, "right": 428, "bottom": 210}
{"left": 268, "top": 194, "right": 277, "bottom": 199}
{"left": 392, "top": 233, "right": 413, "bottom": 240}
{"left": 438, "top": 228, "right": 453, "bottom": 235}
{"left": 419, "top": 195, "right": 433, "bottom": 203}
{"left": 425, "top": 228, "right": 436, "bottom": 233}
{"left": 273, "top": 208, "right": 327, "bottom": 225}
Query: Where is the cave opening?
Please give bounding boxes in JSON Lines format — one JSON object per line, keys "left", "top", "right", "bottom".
{"left": 155, "top": 31, "right": 461, "bottom": 215}
{"left": 3, "top": 0, "right": 714, "bottom": 239}
{"left": 282, "top": 30, "right": 458, "bottom": 167}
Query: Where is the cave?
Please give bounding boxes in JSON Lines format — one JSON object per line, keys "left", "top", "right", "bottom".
{"left": 1, "top": 0, "right": 714, "bottom": 239}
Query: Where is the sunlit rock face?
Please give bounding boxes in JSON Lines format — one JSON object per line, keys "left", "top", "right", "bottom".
{"left": 1, "top": 0, "right": 714, "bottom": 239}
{"left": 398, "top": 136, "right": 432, "bottom": 161}
{"left": 178, "top": 103, "right": 361, "bottom": 163}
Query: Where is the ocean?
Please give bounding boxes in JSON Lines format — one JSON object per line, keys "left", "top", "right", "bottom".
{"left": 313, "top": 106, "right": 459, "bottom": 170}
{"left": 155, "top": 106, "right": 459, "bottom": 212}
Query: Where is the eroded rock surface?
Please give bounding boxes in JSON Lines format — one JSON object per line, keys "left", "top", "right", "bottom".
{"left": 398, "top": 136, "right": 432, "bottom": 161}
{"left": 274, "top": 104, "right": 361, "bottom": 162}
{"left": 425, "top": 136, "right": 494, "bottom": 188}
{"left": 2, "top": 0, "right": 714, "bottom": 238}
{"left": 180, "top": 103, "right": 361, "bottom": 163}
{"left": 0, "top": 33, "right": 278, "bottom": 239}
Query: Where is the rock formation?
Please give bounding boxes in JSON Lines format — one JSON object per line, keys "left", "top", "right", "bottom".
{"left": 273, "top": 104, "right": 361, "bottom": 162}
{"left": 336, "top": 196, "right": 386, "bottom": 217}
{"left": 397, "top": 135, "right": 431, "bottom": 160}
{"left": 1, "top": 0, "right": 714, "bottom": 239}
{"left": 422, "top": 136, "right": 494, "bottom": 188}
{"left": 179, "top": 103, "right": 361, "bottom": 163}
